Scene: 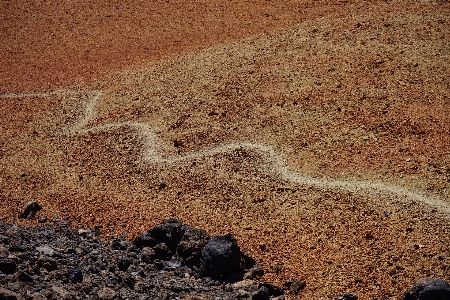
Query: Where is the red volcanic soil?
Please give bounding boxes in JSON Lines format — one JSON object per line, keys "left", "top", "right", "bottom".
{"left": 0, "top": 0, "right": 364, "bottom": 93}
{"left": 1, "top": 1, "right": 450, "bottom": 299}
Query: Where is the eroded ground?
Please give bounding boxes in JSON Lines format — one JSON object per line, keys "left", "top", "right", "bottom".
{"left": 1, "top": 0, "right": 450, "bottom": 299}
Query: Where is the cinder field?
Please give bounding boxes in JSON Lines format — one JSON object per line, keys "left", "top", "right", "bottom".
{"left": 1, "top": 1, "right": 449, "bottom": 299}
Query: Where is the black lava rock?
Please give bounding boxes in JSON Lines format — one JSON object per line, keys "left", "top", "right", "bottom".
{"left": 252, "top": 286, "right": 270, "bottom": 300}
{"left": 0, "top": 287, "right": 18, "bottom": 300}
{"left": 400, "top": 278, "right": 450, "bottom": 300}
{"left": 117, "top": 256, "right": 131, "bottom": 271}
{"left": 69, "top": 268, "right": 83, "bottom": 283}
{"left": 283, "top": 278, "right": 306, "bottom": 295}
{"left": 259, "top": 281, "right": 284, "bottom": 297}
{"left": 134, "top": 219, "right": 183, "bottom": 251}
{"left": 154, "top": 243, "right": 172, "bottom": 260}
{"left": 18, "top": 201, "right": 42, "bottom": 219}
{"left": 0, "top": 220, "right": 282, "bottom": 299}
{"left": 199, "top": 234, "right": 241, "bottom": 279}
{"left": 336, "top": 292, "right": 358, "bottom": 300}
{"left": 177, "top": 226, "right": 211, "bottom": 266}
{"left": 0, "top": 259, "right": 17, "bottom": 274}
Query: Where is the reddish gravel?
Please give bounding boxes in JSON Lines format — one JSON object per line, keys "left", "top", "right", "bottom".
{"left": 1, "top": 1, "right": 450, "bottom": 299}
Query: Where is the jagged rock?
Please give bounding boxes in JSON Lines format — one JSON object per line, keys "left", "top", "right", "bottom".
{"left": 18, "top": 201, "right": 42, "bottom": 219}
{"left": 0, "top": 258, "right": 17, "bottom": 274}
{"left": 36, "top": 245, "right": 55, "bottom": 256}
{"left": 111, "top": 238, "right": 129, "bottom": 250}
{"left": 140, "top": 247, "right": 156, "bottom": 263}
{"left": 400, "top": 278, "right": 450, "bottom": 300}
{"left": 244, "top": 264, "right": 264, "bottom": 280}
{"left": 134, "top": 219, "right": 183, "bottom": 251}
{"left": 177, "top": 226, "right": 211, "bottom": 266}
{"left": 37, "top": 256, "right": 58, "bottom": 272}
{"left": 117, "top": 256, "right": 131, "bottom": 271}
{"left": 199, "top": 234, "right": 241, "bottom": 279}
{"left": 97, "top": 287, "right": 116, "bottom": 300}
{"left": 283, "top": 278, "right": 306, "bottom": 294}
{"left": 0, "top": 287, "right": 19, "bottom": 300}
{"left": 154, "top": 243, "right": 172, "bottom": 260}
{"left": 335, "top": 292, "right": 358, "bottom": 300}
{"left": 259, "top": 281, "right": 284, "bottom": 297}
{"left": 69, "top": 268, "right": 83, "bottom": 283}
{"left": 0, "top": 220, "right": 279, "bottom": 299}
{"left": 252, "top": 286, "right": 270, "bottom": 300}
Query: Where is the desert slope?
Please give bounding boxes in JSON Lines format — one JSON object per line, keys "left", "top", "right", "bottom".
{"left": 1, "top": 0, "right": 450, "bottom": 299}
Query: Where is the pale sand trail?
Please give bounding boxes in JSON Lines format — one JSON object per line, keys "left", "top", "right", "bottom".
{"left": 2, "top": 89, "right": 449, "bottom": 216}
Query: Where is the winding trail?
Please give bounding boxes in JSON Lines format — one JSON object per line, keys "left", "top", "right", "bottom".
{"left": 2, "top": 89, "right": 450, "bottom": 214}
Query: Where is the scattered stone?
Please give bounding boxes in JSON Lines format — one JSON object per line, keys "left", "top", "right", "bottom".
{"left": 252, "top": 286, "right": 270, "bottom": 300}
{"left": 0, "top": 287, "right": 18, "bottom": 300}
{"left": 37, "top": 256, "right": 58, "bottom": 272}
{"left": 400, "top": 278, "right": 450, "bottom": 300}
{"left": 199, "top": 234, "right": 241, "bottom": 279}
{"left": 283, "top": 278, "right": 306, "bottom": 294}
{"left": 244, "top": 264, "right": 264, "bottom": 280}
{"left": 18, "top": 201, "right": 42, "bottom": 219}
{"left": 69, "top": 268, "right": 83, "bottom": 283}
{"left": 177, "top": 226, "right": 211, "bottom": 266}
{"left": 140, "top": 247, "right": 156, "bottom": 263}
{"left": 0, "top": 220, "right": 282, "bottom": 299}
{"left": 97, "top": 287, "right": 117, "bottom": 300}
{"left": 117, "top": 256, "right": 131, "bottom": 271}
{"left": 36, "top": 245, "right": 55, "bottom": 256}
{"left": 259, "top": 281, "right": 284, "bottom": 297}
{"left": 0, "top": 258, "right": 17, "bottom": 274}
{"left": 336, "top": 292, "right": 358, "bottom": 300}
{"left": 154, "top": 243, "right": 172, "bottom": 260}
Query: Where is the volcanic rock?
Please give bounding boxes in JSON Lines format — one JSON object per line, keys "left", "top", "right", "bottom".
{"left": 199, "top": 234, "right": 241, "bottom": 279}
{"left": 134, "top": 218, "right": 183, "bottom": 251}
{"left": 0, "top": 258, "right": 16, "bottom": 274}
{"left": 177, "top": 226, "right": 210, "bottom": 266}
{"left": 0, "top": 288, "right": 18, "bottom": 300}
{"left": 18, "top": 201, "right": 42, "bottom": 219}
{"left": 400, "top": 278, "right": 450, "bottom": 300}
{"left": 336, "top": 292, "right": 358, "bottom": 300}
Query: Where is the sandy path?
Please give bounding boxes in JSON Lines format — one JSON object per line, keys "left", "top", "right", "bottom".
{"left": 3, "top": 89, "right": 448, "bottom": 216}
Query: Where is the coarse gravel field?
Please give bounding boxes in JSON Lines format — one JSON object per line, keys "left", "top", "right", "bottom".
{"left": 1, "top": 0, "right": 450, "bottom": 299}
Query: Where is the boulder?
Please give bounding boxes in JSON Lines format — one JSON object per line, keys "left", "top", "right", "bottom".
{"left": 177, "top": 226, "right": 210, "bottom": 266}
{"left": 0, "top": 258, "right": 17, "bottom": 274}
{"left": 0, "top": 288, "right": 18, "bottom": 300}
{"left": 18, "top": 201, "right": 42, "bottom": 219}
{"left": 252, "top": 286, "right": 270, "bottom": 300}
{"left": 199, "top": 234, "right": 241, "bottom": 279}
{"left": 134, "top": 219, "right": 183, "bottom": 251}
{"left": 400, "top": 278, "right": 450, "bottom": 300}
{"left": 69, "top": 268, "right": 83, "bottom": 283}
{"left": 335, "top": 293, "right": 358, "bottom": 300}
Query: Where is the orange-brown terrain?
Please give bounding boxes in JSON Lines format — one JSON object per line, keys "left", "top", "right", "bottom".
{"left": 1, "top": 0, "right": 450, "bottom": 299}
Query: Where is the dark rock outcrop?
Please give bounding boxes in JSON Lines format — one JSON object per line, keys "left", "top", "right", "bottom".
{"left": 177, "top": 226, "right": 210, "bottom": 266}
{"left": 134, "top": 218, "right": 183, "bottom": 251}
{"left": 18, "top": 201, "right": 42, "bottom": 219}
{"left": 400, "top": 278, "right": 450, "bottom": 300}
{"left": 199, "top": 233, "right": 241, "bottom": 279}
{"left": 335, "top": 292, "right": 358, "bottom": 300}
{"left": 0, "top": 219, "right": 280, "bottom": 299}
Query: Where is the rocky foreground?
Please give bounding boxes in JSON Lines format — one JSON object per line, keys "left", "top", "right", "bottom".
{"left": 0, "top": 216, "right": 449, "bottom": 300}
